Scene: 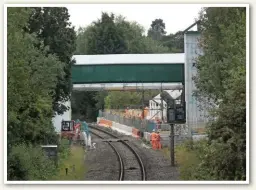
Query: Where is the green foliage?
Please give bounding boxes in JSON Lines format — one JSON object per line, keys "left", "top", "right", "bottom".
{"left": 7, "top": 144, "right": 57, "bottom": 180}
{"left": 76, "top": 13, "right": 169, "bottom": 55}
{"left": 161, "top": 31, "right": 184, "bottom": 53}
{"left": 71, "top": 91, "right": 98, "bottom": 121}
{"left": 26, "top": 7, "right": 77, "bottom": 115}
{"left": 79, "top": 12, "right": 128, "bottom": 55}
{"left": 7, "top": 7, "right": 62, "bottom": 147}
{"left": 104, "top": 91, "right": 141, "bottom": 109}
{"left": 104, "top": 90, "right": 159, "bottom": 109}
{"left": 147, "top": 19, "right": 167, "bottom": 41}
{"left": 195, "top": 7, "right": 246, "bottom": 102}
{"left": 114, "top": 16, "right": 169, "bottom": 53}
{"left": 176, "top": 139, "right": 246, "bottom": 180}
{"left": 172, "top": 7, "right": 246, "bottom": 181}
{"left": 7, "top": 7, "right": 76, "bottom": 180}
{"left": 174, "top": 140, "right": 203, "bottom": 180}
{"left": 147, "top": 18, "right": 184, "bottom": 52}
{"left": 141, "top": 37, "right": 169, "bottom": 53}
{"left": 191, "top": 7, "right": 246, "bottom": 180}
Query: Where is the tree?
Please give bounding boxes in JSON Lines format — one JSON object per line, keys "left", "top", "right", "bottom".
{"left": 147, "top": 19, "right": 167, "bottom": 41}
{"left": 147, "top": 19, "right": 184, "bottom": 53}
{"left": 114, "top": 16, "right": 145, "bottom": 53}
{"left": 193, "top": 7, "right": 246, "bottom": 180}
{"left": 104, "top": 91, "right": 142, "bottom": 109}
{"left": 8, "top": 7, "right": 64, "bottom": 146}
{"left": 161, "top": 31, "right": 184, "bottom": 53}
{"left": 26, "top": 7, "right": 77, "bottom": 115}
{"left": 93, "top": 91, "right": 108, "bottom": 110}
{"left": 104, "top": 90, "right": 160, "bottom": 110}
{"left": 76, "top": 13, "right": 169, "bottom": 55}
{"left": 141, "top": 36, "right": 169, "bottom": 53}
{"left": 71, "top": 91, "right": 98, "bottom": 121}
{"left": 84, "top": 12, "right": 128, "bottom": 54}
{"left": 7, "top": 7, "right": 65, "bottom": 179}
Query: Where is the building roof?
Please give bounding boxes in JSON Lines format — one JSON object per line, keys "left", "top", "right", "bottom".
{"left": 73, "top": 53, "right": 185, "bottom": 65}
{"left": 151, "top": 90, "right": 182, "bottom": 104}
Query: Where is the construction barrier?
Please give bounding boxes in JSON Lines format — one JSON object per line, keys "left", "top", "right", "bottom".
{"left": 98, "top": 118, "right": 113, "bottom": 128}
{"left": 97, "top": 117, "right": 133, "bottom": 135}
{"left": 112, "top": 123, "right": 133, "bottom": 136}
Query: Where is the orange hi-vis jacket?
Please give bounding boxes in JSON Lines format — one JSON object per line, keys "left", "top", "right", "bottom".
{"left": 155, "top": 133, "right": 162, "bottom": 149}
{"left": 156, "top": 133, "right": 160, "bottom": 141}
{"left": 150, "top": 132, "right": 157, "bottom": 141}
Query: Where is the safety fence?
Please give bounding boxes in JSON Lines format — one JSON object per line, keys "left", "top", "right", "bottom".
{"left": 98, "top": 110, "right": 208, "bottom": 135}
{"left": 97, "top": 116, "right": 208, "bottom": 148}
{"left": 99, "top": 110, "right": 155, "bottom": 132}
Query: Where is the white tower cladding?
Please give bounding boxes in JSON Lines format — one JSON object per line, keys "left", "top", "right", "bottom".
{"left": 184, "top": 31, "right": 208, "bottom": 136}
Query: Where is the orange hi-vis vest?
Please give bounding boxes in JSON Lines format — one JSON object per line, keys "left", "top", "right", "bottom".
{"left": 150, "top": 132, "right": 157, "bottom": 141}
{"left": 156, "top": 133, "right": 160, "bottom": 141}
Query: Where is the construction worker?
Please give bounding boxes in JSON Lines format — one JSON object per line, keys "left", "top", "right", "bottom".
{"left": 81, "top": 121, "right": 91, "bottom": 149}
{"left": 73, "top": 119, "right": 80, "bottom": 143}
{"left": 150, "top": 129, "right": 157, "bottom": 150}
{"left": 156, "top": 131, "right": 162, "bottom": 150}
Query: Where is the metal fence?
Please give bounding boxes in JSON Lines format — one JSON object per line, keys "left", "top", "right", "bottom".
{"left": 99, "top": 110, "right": 156, "bottom": 132}
{"left": 98, "top": 110, "right": 208, "bottom": 135}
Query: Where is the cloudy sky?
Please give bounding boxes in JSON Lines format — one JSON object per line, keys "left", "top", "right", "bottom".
{"left": 67, "top": 4, "right": 203, "bottom": 34}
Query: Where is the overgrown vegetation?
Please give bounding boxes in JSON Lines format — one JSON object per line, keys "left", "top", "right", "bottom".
{"left": 7, "top": 144, "right": 57, "bottom": 180}
{"left": 7, "top": 7, "right": 76, "bottom": 180}
{"left": 193, "top": 7, "right": 246, "bottom": 181}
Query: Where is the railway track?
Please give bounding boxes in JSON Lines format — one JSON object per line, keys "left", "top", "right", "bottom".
{"left": 89, "top": 125, "right": 146, "bottom": 181}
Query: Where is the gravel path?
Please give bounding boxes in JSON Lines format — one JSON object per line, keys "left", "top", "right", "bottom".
{"left": 125, "top": 139, "right": 180, "bottom": 181}
{"left": 84, "top": 126, "right": 180, "bottom": 181}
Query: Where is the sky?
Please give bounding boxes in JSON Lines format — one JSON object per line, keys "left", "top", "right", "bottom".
{"left": 67, "top": 4, "right": 203, "bottom": 34}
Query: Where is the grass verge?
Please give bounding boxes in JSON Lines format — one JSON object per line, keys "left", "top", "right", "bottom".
{"left": 161, "top": 140, "right": 202, "bottom": 180}
{"left": 52, "top": 144, "right": 86, "bottom": 180}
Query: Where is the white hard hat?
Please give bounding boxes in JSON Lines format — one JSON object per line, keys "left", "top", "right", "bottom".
{"left": 152, "top": 129, "right": 155, "bottom": 132}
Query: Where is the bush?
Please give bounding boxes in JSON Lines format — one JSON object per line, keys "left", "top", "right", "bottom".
{"left": 7, "top": 144, "right": 57, "bottom": 180}
{"left": 192, "top": 140, "right": 246, "bottom": 180}
{"left": 175, "top": 138, "right": 246, "bottom": 181}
